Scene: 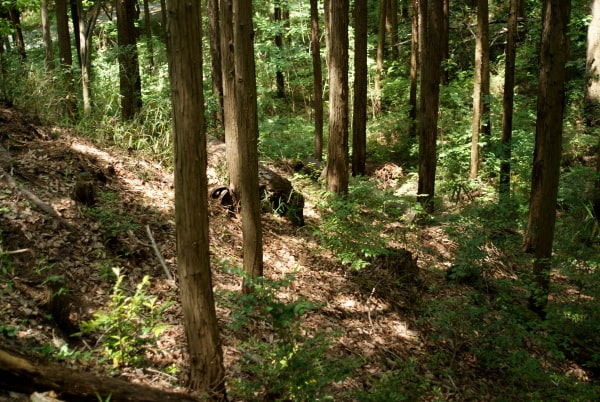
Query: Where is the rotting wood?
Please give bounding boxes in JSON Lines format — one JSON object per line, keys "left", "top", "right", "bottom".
{"left": 0, "top": 346, "right": 200, "bottom": 402}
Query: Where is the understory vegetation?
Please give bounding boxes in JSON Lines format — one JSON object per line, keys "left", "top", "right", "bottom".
{"left": 0, "top": 1, "right": 599, "bottom": 401}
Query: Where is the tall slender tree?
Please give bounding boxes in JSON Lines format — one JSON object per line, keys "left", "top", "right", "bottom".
{"left": 352, "top": 0, "right": 368, "bottom": 176}
{"left": 274, "top": 0, "right": 286, "bottom": 98}
{"left": 584, "top": 0, "right": 600, "bottom": 220}
{"left": 75, "top": 0, "right": 101, "bottom": 116}
{"left": 41, "top": 0, "right": 54, "bottom": 71}
{"left": 470, "top": 0, "right": 490, "bottom": 179}
{"left": 310, "top": 0, "right": 324, "bottom": 161}
{"left": 207, "top": 0, "right": 223, "bottom": 127}
{"left": 388, "top": 0, "right": 399, "bottom": 60}
{"left": 417, "top": 0, "right": 443, "bottom": 212}
{"left": 374, "top": 0, "right": 386, "bottom": 116}
{"left": 408, "top": 0, "right": 419, "bottom": 138}
{"left": 142, "top": 0, "right": 154, "bottom": 70}
{"left": 116, "top": 0, "right": 142, "bottom": 120}
{"left": 164, "top": 0, "right": 227, "bottom": 396}
{"left": 325, "top": 0, "right": 350, "bottom": 193}
{"left": 233, "top": 0, "right": 263, "bottom": 290}
{"left": 220, "top": 0, "right": 241, "bottom": 195}
{"left": 55, "top": 0, "right": 77, "bottom": 118}
{"left": 499, "top": 0, "right": 518, "bottom": 200}
{"left": 523, "top": 0, "right": 570, "bottom": 318}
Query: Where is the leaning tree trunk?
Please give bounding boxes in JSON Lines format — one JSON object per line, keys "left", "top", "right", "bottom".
{"left": 523, "top": 0, "right": 570, "bottom": 319}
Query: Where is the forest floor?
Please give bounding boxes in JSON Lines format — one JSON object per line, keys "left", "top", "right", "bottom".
{"left": 0, "top": 105, "right": 590, "bottom": 401}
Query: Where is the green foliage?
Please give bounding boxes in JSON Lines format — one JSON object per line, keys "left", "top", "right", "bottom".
{"left": 77, "top": 270, "right": 172, "bottom": 368}
{"left": 221, "top": 266, "right": 358, "bottom": 401}
{"left": 354, "top": 358, "right": 442, "bottom": 402}
{"left": 314, "top": 179, "right": 412, "bottom": 270}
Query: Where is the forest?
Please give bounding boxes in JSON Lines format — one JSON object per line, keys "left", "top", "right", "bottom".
{"left": 0, "top": 0, "right": 599, "bottom": 400}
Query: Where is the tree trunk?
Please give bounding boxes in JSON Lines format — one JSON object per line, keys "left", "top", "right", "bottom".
{"left": 352, "top": 0, "right": 368, "bottom": 176}
{"left": 441, "top": 0, "right": 449, "bottom": 84}
{"left": 41, "top": 0, "right": 54, "bottom": 71}
{"left": 8, "top": 6, "right": 25, "bottom": 60}
{"left": 499, "top": 0, "right": 518, "bottom": 200}
{"left": 470, "top": 0, "right": 490, "bottom": 179}
{"left": 417, "top": 0, "right": 443, "bottom": 213}
{"left": 388, "top": 0, "right": 399, "bottom": 60}
{"left": 233, "top": 0, "right": 264, "bottom": 290}
{"left": 71, "top": 0, "right": 81, "bottom": 67}
{"left": 326, "top": 0, "right": 350, "bottom": 194}
{"left": 142, "top": 0, "right": 155, "bottom": 70}
{"left": 76, "top": 0, "right": 102, "bottom": 117}
{"left": 55, "top": 0, "right": 77, "bottom": 118}
{"left": 523, "top": 0, "right": 570, "bottom": 319}
{"left": 408, "top": 0, "right": 419, "bottom": 138}
{"left": 207, "top": 0, "right": 223, "bottom": 127}
{"left": 274, "top": 0, "right": 285, "bottom": 98}
{"left": 0, "top": 347, "right": 200, "bottom": 402}
{"left": 585, "top": 0, "right": 600, "bottom": 220}
{"left": 310, "top": 0, "right": 324, "bottom": 161}
{"left": 220, "top": 0, "right": 241, "bottom": 196}
{"left": 116, "top": 0, "right": 142, "bottom": 120}
{"left": 374, "top": 0, "right": 386, "bottom": 116}
{"left": 165, "top": 0, "right": 227, "bottom": 396}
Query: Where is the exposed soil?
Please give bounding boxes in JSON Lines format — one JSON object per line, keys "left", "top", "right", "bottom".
{"left": 0, "top": 106, "right": 587, "bottom": 401}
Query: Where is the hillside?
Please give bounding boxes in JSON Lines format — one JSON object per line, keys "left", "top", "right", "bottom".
{"left": 0, "top": 105, "right": 596, "bottom": 400}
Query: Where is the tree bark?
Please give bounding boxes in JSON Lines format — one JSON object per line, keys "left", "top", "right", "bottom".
{"left": 41, "top": 0, "right": 54, "bottom": 71}
{"left": 499, "top": 0, "right": 518, "bottom": 200}
{"left": 207, "top": 0, "right": 223, "bottom": 127}
{"left": 408, "top": 0, "right": 419, "bottom": 138}
{"left": 470, "top": 0, "right": 490, "bottom": 179}
{"left": 326, "top": 0, "right": 350, "bottom": 194}
{"left": 165, "top": 0, "right": 227, "bottom": 396}
{"left": 441, "top": 0, "right": 449, "bottom": 84}
{"left": 310, "top": 0, "right": 324, "bottom": 161}
{"left": 55, "top": 0, "right": 77, "bottom": 119}
{"left": 388, "top": 0, "right": 399, "bottom": 60}
{"left": 374, "top": 0, "right": 386, "bottom": 116}
{"left": 584, "top": 0, "right": 600, "bottom": 219}
{"left": 142, "top": 0, "right": 155, "bottom": 70}
{"left": 7, "top": 6, "right": 26, "bottom": 60}
{"left": 523, "top": 0, "right": 570, "bottom": 319}
{"left": 220, "top": 0, "right": 241, "bottom": 195}
{"left": 233, "top": 0, "right": 264, "bottom": 289}
{"left": 352, "top": 0, "right": 368, "bottom": 176}
{"left": 274, "top": 0, "right": 286, "bottom": 98}
{"left": 0, "top": 347, "right": 200, "bottom": 402}
{"left": 116, "top": 0, "right": 142, "bottom": 120}
{"left": 417, "top": 0, "right": 443, "bottom": 213}
{"left": 76, "top": 0, "right": 102, "bottom": 117}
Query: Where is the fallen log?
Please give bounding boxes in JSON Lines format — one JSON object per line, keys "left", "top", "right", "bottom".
{"left": 0, "top": 346, "right": 200, "bottom": 402}
{"left": 207, "top": 139, "right": 304, "bottom": 226}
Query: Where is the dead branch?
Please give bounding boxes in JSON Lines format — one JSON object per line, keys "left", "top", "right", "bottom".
{"left": 0, "top": 346, "right": 200, "bottom": 402}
